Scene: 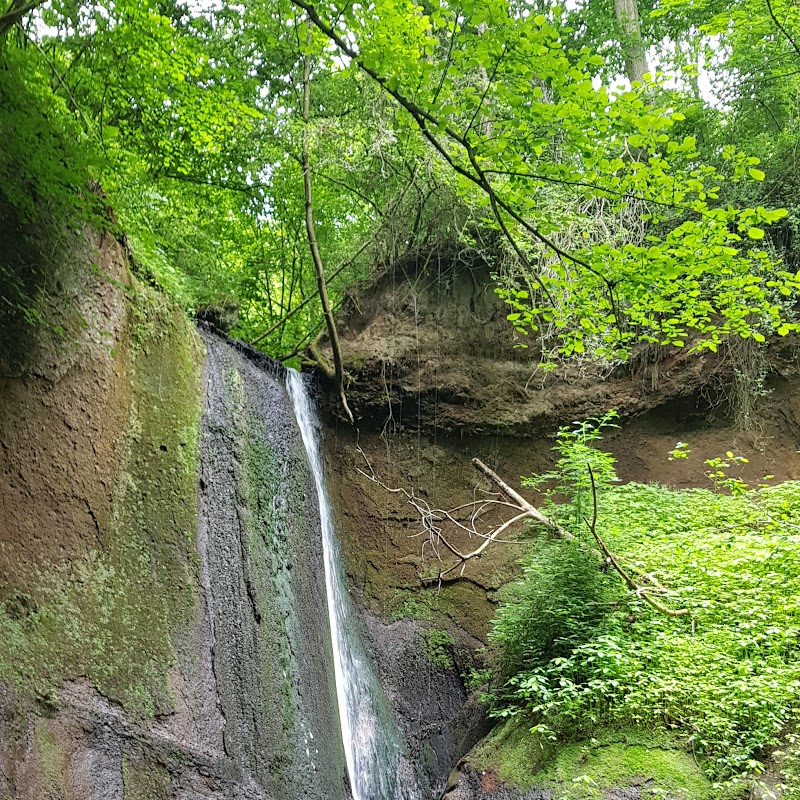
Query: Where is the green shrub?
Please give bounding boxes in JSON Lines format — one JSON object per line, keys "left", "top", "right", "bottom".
{"left": 522, "top": 411, "right": 620, "bottom": 528}
{"left": 489, "top": 536, "right": 619, "bottom": 678}
{"left": 488, "top": 480, "right": 800, "bottom": 789}
{"left": 487, "top": 417, "right": 800, "bottom": 792}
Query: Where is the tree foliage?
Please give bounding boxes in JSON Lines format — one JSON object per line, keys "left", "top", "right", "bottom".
{"left": 1, "top": 0, "right": 799, "bottom": 361}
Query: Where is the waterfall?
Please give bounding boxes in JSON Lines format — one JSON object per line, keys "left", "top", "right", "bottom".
{"left": 286, "top": 370, "right": 403, "bottom": 800}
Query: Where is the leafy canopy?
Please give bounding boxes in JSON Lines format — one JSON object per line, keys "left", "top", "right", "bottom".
{"left": 1, "top": 0, "right": 799, "bottom": 362}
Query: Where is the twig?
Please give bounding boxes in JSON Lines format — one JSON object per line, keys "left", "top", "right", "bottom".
{"left": 584, "top": 464, "right": 689, "bottom": 617}
{"left": 471, "top": 458, "right": 573, "bottom": 539}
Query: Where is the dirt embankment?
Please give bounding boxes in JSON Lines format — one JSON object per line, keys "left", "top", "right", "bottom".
{"left": 321, "top": 249, "right": 800, "bottom": 641}
{"left": 320, "top": 248, "right": 800, "bottom": 800}
{"left": 317, "top": 248, "right": 784, "bottom": 436}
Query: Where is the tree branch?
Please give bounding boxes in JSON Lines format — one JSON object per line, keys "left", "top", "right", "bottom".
{"left": 471, "top": 458, "right": 572, "bottom": 539}
{"left": 765, "top": 0, "right": 800, "bottom": 62}
{"left": 301, "top": 23, "right": 353, "bottom": 423}
{"left": 354, "top": 448, "right": 572, "bottom": 586}
{"left": 288, "top": 0, "right": 606, "bottom": 293}
{"left": 0, "top": 0, "right": 44, "bottom": 37}
{"left": 585, "top": 464, "right": 689, "bottom": 617}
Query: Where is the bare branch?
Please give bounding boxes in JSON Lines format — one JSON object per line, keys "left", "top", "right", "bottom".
{"left": 584, "top": 464, "right": 689, "bottom": 617}
{"left": 471, "top": 458, "right": 573, "bottom": 539}
{"left": 301, "top": 24, "right": 353, "bottom": 423}
{"left": 355, "top": 444, "right": 690, "bottom": 616}
{"left": 355, "top": 447, "right": 569, "bottom": 586}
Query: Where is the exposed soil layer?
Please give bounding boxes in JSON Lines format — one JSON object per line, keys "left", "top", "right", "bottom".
{"left": 316, "top": 248, "right": 793, "bottom": 436}
{"left": 322, "top": 250, "right": 800, "bottom": 641}
{"left": 324, "top": 379, "right": 800, "bottom": 643}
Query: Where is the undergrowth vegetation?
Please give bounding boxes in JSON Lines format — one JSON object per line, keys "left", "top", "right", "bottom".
{"left": 485, "top": 420, "right": 800, "bottom": 796}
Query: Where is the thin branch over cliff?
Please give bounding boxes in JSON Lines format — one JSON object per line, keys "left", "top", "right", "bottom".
{"left": 301, "top": 24, "right": 353, "bottom": 423}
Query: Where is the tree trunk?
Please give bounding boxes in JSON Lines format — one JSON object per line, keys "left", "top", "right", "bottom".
{"left": 301, "top": 25, "right": 353, "bottom": 423}
{"left": 614, "top": 0, "right": 649, "bottom": 84}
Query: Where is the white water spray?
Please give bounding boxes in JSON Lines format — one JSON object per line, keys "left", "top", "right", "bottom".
{"left": 286, "top": 370, "right": 402, "bottom": 800}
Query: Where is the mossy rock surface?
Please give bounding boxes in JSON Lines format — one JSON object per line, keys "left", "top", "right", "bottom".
{"left": 466, "top": 720, "right": 718, "bottom": 799}
{"left": 0, "top": 265, "right": 204, "bottom": 715}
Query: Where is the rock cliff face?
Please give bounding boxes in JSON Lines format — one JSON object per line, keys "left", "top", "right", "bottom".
{"left": 0, "top": 230, "right": 348, "bottom": 800}
{"left": 319, "top": 248, "right": 800, "bottom": 799}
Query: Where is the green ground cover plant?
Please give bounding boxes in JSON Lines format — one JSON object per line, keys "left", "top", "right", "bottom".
{"left": 486, "top": 422, "right": 800, "bottom": 795}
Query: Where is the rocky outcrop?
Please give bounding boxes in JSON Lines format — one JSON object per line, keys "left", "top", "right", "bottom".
{"left": 362, "top": 614, "right": 493, "bottom": 798}
{"left": 198, "top": 328, "right": 348, "bottom": 800}
{"left": 0, "top": 230, "right": 347, "bottom": 799}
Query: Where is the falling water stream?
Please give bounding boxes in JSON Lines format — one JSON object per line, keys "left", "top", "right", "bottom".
{"left": 286, "top": 370, "right": 403, "bottom": 800}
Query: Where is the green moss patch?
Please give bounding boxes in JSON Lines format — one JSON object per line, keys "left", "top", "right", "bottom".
{"left": 35, "top": 723, "right": 66, "bottom": 793}
{"left": 420, "top": 629, "right": 456, "bottom": 670}
{"left": 122, "top": 754, "right": 172, "bottom": 800}
{"left": 469, "top": 720, "right": 716, "bottom": 799}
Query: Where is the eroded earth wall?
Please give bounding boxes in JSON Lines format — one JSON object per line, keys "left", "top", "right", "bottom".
{"left": 319, "top": 249, "right": 800, "bottom": 798}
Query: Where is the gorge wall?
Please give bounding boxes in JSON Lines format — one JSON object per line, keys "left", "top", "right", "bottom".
{"left": 3, "top": 229, "right": 800, "bottom": 800}
{"left": 0, "top": 229, "right": 350, "bottom": 799}
{"left": 316, "top": 248, "right": 800, "bottom": 798}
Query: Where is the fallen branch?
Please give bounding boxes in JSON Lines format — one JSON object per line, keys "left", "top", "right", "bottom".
{"left": 355, "top": 448, "right": 691, "bottom": 613}
{"left": 585, "top": 464, "right": 689, "bottom": 617}
{"left": 355, "top": 448, "right": 564, "bottom": 585}
{"left": 471, "top": 458, "right": 573, "bottom": 540}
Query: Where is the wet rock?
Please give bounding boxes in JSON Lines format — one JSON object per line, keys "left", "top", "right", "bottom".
{"left": 0, "top": 228, "right": 346, "bottom": 799}
{"left": 361, "top": 614, "right": 493, "bottom": 799}
{"left": 443, "top": 767, "right": 552, "bottom": 800}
